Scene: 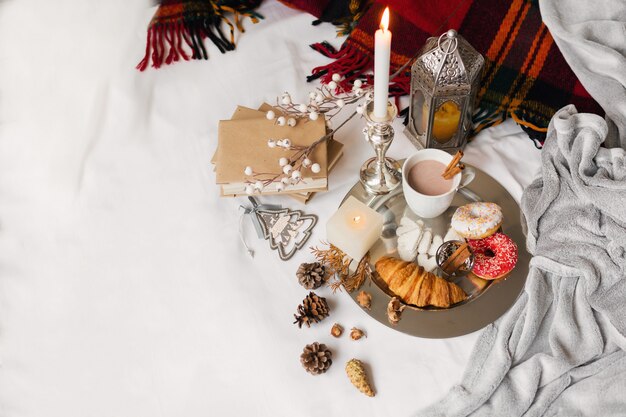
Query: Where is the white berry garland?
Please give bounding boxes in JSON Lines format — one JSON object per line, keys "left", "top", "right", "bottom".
{"left": 268, "top": 76, "right": 372, "bottom": 126}
{"left": 242, "top": 137, "right": 321, "bottom": 192}
{"left": 242, "top": 73, "right": 376, "bottom": 194}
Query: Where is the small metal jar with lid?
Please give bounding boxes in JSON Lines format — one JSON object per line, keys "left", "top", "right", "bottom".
{"left": 405, "top": 29, "right": 484, "bottom": 153}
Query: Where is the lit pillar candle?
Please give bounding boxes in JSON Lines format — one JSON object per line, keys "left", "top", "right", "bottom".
{"left": 326, "top": 196, "right": 383, "bottom": 261}
{"left": 373, "top": 7, "right": 391, "bottom": 119}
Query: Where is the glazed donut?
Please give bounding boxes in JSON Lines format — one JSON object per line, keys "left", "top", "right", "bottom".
{"left": 451, "top": 202, "right": 503, "bottom": 239}
{"left": 468, "top": 232, "right": 518, "bottom": 280}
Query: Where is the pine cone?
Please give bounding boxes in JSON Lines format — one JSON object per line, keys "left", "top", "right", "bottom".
{"left": 293, "top": 292, "right": 330, "bottom": 328}
{"left": 296, "top": 262, "right": 327, "bottom": 290}
{"left": 345, "top": 358, "right": 375, "bottom": 397}
{"left": 300, "top": 342, "right": 332, "bottom": 375}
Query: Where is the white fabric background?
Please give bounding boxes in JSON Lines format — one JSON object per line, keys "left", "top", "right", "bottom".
{"left": 0, "top": 1, "right": 541, "bottom": 416}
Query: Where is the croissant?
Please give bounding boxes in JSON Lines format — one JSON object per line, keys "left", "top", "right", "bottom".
{"left": 375, "top": 256, "right": 467, "bottom": 308}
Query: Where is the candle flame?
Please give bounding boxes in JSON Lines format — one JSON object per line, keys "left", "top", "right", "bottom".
{"left": 380, "top": 7, "right": 390, "bottom": 32}
{"left": 353, "top": 215, "right": 361, "bottom": 224}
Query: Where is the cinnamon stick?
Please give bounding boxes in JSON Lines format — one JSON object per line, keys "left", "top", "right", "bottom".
{"left": 442, "top": 166, "right": 463, "bottom": 180}
{"left": 442, "top": 151, "right": 463, "bottom": 178}
{"left": 441, "top": 245, "right": 460, "bottom": 271}
{"left": 441, "top": 242, "right": 471, "bottom": 274}
{"left": 450, "top": 246, "right": 471, "bottom": 271}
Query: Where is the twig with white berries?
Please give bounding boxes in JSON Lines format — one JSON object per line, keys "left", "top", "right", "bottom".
{"left": 268, "top": 73, "right": 372, "bottom": 124}
{"left": 242, "top": 136, "right": 325, "bottom": 194}
{"left": 242, "top": 109, "right": 360, "bottom": 195}
{"left": 241, "top": 67, "right": 408, "bottom": 195}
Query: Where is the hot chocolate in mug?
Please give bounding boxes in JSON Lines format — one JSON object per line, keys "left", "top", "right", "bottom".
{"left": 402, "top": 149, "right": 475, "bottom": 218}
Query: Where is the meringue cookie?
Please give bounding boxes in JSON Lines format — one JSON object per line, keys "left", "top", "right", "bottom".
{"left": 444, "top": 227, "right": 465, "bottom": 243}
{"left": 428, "top": 235, "right": 443, "bottom": 257}
{"left": 397, "top": 217, "right": 423, "bottom": 234}
{"left": 417, "top": 253, "right": 438, "bottom": 272}
{"left": 397, "top": 226, "right": 423, "bottom": 262}
{"left": 417, "top": 230, "right": 432, "bottom": 255}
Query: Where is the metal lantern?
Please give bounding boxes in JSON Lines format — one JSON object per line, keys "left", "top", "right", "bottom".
{"left": 405, "top": 29, "right": 484, "bottom": 152}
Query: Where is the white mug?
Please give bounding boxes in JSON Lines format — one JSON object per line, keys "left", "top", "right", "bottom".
{"left": 402, "top": 149, "right": 475, "bottom": 218}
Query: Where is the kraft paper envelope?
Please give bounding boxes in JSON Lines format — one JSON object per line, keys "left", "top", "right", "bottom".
{"left": 215, "top": 116, "right": 327, "bottom": 185}
{"left": 210, "top": 106, "right": 264, "bottom": 165}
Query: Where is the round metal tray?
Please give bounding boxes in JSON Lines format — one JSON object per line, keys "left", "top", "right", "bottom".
{"left": 342, "top": 165, "right": 529, "bottom": 338}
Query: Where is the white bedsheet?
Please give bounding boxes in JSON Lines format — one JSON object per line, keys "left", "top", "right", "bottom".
{"left": 0, "top": 1, "right": 541, "bottom": 416}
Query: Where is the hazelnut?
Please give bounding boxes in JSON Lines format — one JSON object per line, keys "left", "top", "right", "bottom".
{"left": 350, "top": 327, "right": 366, "bottom": 341}
{"left": 331, "top": 323, "right": 343, "bottom": 338}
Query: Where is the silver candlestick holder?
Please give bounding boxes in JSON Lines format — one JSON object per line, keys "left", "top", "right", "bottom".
{"left": 359, "top": 100, "right": 402, "bottom": 195}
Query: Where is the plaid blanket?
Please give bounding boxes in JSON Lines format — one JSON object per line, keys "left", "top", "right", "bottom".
{"left": 137, "top": 0, "right": 263, "bottom": 71}
{"left": 284, "top": 0, "right": 603, "bottom": 145}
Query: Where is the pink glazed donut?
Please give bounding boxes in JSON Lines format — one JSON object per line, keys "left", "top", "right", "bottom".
{"left": 468, "top": 232, "right": 518, "bottom": 280}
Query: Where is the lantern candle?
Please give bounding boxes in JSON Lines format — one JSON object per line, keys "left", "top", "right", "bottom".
{"left": 405, "top": 29, "right": 484, "bottom": 151}
{"left": 326, "top": 196, "right": 383, "bottom": 261}
{"left": 423, "top": 101, "right": 461, "bottom": 143}
{"left": 373, "top": 7, "right": 392, "bottom": 119}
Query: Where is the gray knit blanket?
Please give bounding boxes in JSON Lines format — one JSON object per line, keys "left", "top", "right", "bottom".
{"left": 419, "top": 0, "right": 626, "bottom": 414}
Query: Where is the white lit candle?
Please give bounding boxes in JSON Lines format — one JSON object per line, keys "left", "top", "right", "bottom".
{"left": 373, "top": 7, "right": 391, "bottom": 119}
{"left": 326, "top": 196, "right": 383, "bottom": 261}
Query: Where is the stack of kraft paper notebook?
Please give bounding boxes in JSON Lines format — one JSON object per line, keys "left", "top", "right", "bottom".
{"left": 212, "top": 104, "right": 343, "bottom": 203}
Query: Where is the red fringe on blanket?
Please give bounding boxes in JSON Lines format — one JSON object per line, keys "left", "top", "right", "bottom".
{"left": 308, "top": 40, "right": 411, "bottom": 108}
{"left": 138, "top": 23, "right": 192, "bottom": 71}
{"left": 137, "top": 0, "right": 263, "bottom": 71}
